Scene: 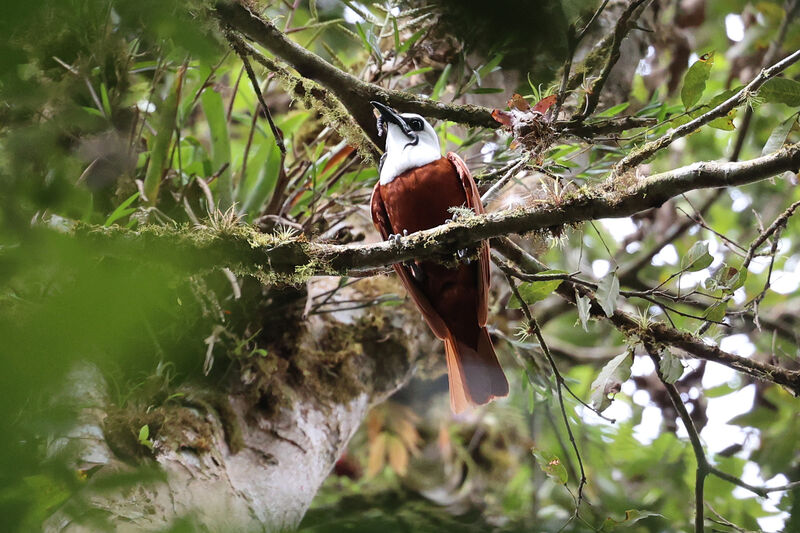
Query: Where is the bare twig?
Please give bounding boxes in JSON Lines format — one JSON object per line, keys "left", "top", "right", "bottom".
{"left": 229, "top": 34, "right": 287, "bottom": 155}
{"left": 504, "top": 274, "right": 588, "bottom": 516}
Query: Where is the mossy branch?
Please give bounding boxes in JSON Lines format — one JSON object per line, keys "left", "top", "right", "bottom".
{"left": 74, "top": 143, "right": 800, "bottom": 283}
{"left": 214, "top": 1, "right": 497, "bottom": 146}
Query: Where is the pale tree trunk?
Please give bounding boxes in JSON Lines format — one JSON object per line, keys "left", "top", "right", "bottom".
{"left": 45, "top": 276, "right": 429, "bottom": 532}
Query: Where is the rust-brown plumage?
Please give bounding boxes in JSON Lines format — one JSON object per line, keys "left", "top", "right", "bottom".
{"left": 371, "top": 153, "right": 509, "bottom": 413}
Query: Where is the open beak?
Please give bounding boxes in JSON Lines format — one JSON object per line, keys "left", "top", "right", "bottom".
{"left": 371, "top": 101, "right": 413, "bottom": 137}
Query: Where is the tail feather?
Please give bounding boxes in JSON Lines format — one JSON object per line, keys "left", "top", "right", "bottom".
{"left": 444, "top": 328, "right": 509, "bottom": 414}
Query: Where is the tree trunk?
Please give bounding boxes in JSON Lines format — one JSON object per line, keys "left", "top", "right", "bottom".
{"left": 46, "top": 276, "right": 429, "bottom": 532}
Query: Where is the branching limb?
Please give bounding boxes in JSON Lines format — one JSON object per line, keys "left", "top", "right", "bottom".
{"left": 648, "top": 348, "right": 708, "bottom": 533}
{"left": 216, "top": 1, "right": 658, "bottom": 145}
{"left": 215, "top": 1, "right": 498, "bottom": 144}
{"left": 492, "top": 238, "right": 800, "bottom": 395}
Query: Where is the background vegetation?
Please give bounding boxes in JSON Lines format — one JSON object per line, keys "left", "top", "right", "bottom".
{"left": 1, "top": 0, "right": 799, "bottom": 531}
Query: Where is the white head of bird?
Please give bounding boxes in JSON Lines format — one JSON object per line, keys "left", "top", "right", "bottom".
{"left": 371, "top": 101, "right": 441, "bottom": 185}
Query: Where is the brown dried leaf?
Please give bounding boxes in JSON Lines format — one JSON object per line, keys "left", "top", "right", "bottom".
{"left": 533, "top": 94, "right": 557, "bottom": 114}
{"left": 491, "top": 109, "right": 513, "bottom": 126}
{"left": 508, "top": 93, "right": 530, "bottom": 111}
{"left": 387, "top": 436, "right": 409, "bottom": 476}
{"left": 367, "top": 433, "right": 387, "bottom": 477}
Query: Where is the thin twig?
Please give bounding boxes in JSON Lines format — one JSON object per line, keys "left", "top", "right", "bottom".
{"left": 504, "top": 274, "right": 588, "bottom": 509}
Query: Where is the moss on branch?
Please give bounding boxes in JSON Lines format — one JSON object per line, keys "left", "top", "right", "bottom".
{"left": 70, "top": 143, "right": 800, "bottom": 282}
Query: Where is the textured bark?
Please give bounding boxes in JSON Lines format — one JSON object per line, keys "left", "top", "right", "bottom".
{"left": 45, "top": 277, "right": 429, "bottom": 532}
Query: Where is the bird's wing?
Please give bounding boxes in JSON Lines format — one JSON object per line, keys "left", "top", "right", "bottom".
{"left": 446, "top": 152, "right": 490, "bottom": 327}
{"left": 370, "top": 181, "right": 450, "bottom": 339}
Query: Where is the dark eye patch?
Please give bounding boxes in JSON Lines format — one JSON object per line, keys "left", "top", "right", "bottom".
{"left": 409, "top": 118, "right": 424, "bottom": 131}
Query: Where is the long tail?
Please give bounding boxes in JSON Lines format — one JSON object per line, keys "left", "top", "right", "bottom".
{"left": 444, "top": 328, "right": 509, "bottom": 414}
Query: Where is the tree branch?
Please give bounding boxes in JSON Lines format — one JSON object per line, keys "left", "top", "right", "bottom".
{"left": 493, "top": 238, "right": 800, "bottom": 395}
{"left": 214, "top": 1, "right": 498, "bottom": 145}
{"left": 215, "top": 1, "right": 655, "bottom": 146}
{"left": 573, "top": 0, "right": 649, "bottom": 120}
{"left": 614, "top": 49, "right": 800, "bottom": 172}
{"left": 73, "top": 144, "right": 800, "bottom": 284}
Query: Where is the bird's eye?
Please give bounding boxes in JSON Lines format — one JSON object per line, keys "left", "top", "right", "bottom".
{"left": 409, "top": 118, "right": 423, "bottom": 131}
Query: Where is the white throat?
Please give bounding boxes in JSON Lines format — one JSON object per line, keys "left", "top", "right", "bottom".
{"left": 379, "top": 117, "right": 441, "bottom": 185}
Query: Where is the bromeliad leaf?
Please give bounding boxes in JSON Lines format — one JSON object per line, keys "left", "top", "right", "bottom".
{"left": 658, "top": 350, "right": 684, "bottom": 384}
{"left": 104, "top": 192, "right": 140, "bottom": 227}
{"left": 681, "top": 241, "right": 713, "bottom": 272}
{"left": 138, "top": 424, "right": 154, "bottom": 450}
{"left": 590, "top": 350, "right": 632, "bottom": 412}
{"left": 532, "top": 449, "right": 568, "bottom": 485}
{"left": 596, "top": 270, "right": 620, "bottom": 317}
{"left": 681, "top": 51, "right": 714, "bottom": 109}
{"left": 596, "top": 102, "right": 630, "bottom": 118}
{"left": 507, "top": 270, "right": 566, "bottom": 309}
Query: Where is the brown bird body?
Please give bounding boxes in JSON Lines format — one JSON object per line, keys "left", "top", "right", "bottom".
{"left": 371, "top": 152, "right": 509, "bottom": 413}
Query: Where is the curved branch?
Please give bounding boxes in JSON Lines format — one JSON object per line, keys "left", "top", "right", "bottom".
{"left": 74, "top": 144, "right": 800, "bottom": 283}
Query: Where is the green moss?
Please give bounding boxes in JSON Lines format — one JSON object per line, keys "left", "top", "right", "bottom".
{"left": 103, "top": 402, "right": 217, "bottom": 462}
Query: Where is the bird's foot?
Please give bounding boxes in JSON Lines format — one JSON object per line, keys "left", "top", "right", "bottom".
{"left": 457, "top": 248, "right": 472, "bottom": 264}
{"left": 387, "top": 229, "right": 409, "bottom": 247}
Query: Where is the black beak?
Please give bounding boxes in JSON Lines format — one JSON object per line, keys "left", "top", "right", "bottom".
{"left": 370, "top": 101, "right": 414, "bottom": 138}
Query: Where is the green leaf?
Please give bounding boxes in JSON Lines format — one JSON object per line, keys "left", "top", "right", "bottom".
{"left": 237, "top": 141, "right": 281, "bottom": 219}
{"left": 397, "top": 27, "right": 427, "bottom": 54}
{"left": 708, "top": 264, "right": 748, "bottom": 293}
{"left": 354, "top": 22, "right": 381, "bottom": 61}
{"left": 527, "top": 387, "right": 535, "bottom": 414}
{"left": 201, "top": 86, "right": 233, "bottom": 211}
{"left": 595, "top": 271, "right": 619, "bottom": 317}
{"left": 762, "top": 115, "right": 797, "bottom": 155}
{"left": 681, "top": 241, "right": 713, "bottom": 272}
{"left": 99, "top": 82, "right": 112, "bottom": 118}
{"left": 477, "top": 53, "right": 504, "bottom": 77}
{"left": 703, "top": 300, "right": 728, "bottom": 323}
{"left": 144, "top": 69, "right": 183, "bottom": 205}
{"left": 138, "top": 424, "right": 154, "bottom": 450}
{"left": 576, "top": 292, "right": 592, "bottom": 331}
{"left": 507, "top": 270, "right": 566, "bottom": 308}
{"left": 469, "top": 87, "right": 504, "bottom": 94}
{"left": 431, "top": 64, "right": 451, "bottom": 101}
{"left": 532, "top": 449, "right": 568, "bottom": 485}
{"left": 104, "top": 192, "right": 140, "bottom": 227}
{"left": 590, "top": 351, "right": 632, "bottom": 412}
{"left": 601, "top": 510, "right": 662, "bottom": 531}
{"left": 658, "top": 350, "right": 683, "bottom": 384}
{"left": 681, "top": 52, "right": 714, "bottom": 109}
{"left": 596, "top": 102, "right": 630, "bottom": 118}
{"left": 759, "top": 77, "right": 800, "bottom": 106}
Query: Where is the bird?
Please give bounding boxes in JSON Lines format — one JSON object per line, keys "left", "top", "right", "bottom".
{"left": 369, "top": 101, "right": 509, "bottom": 413}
